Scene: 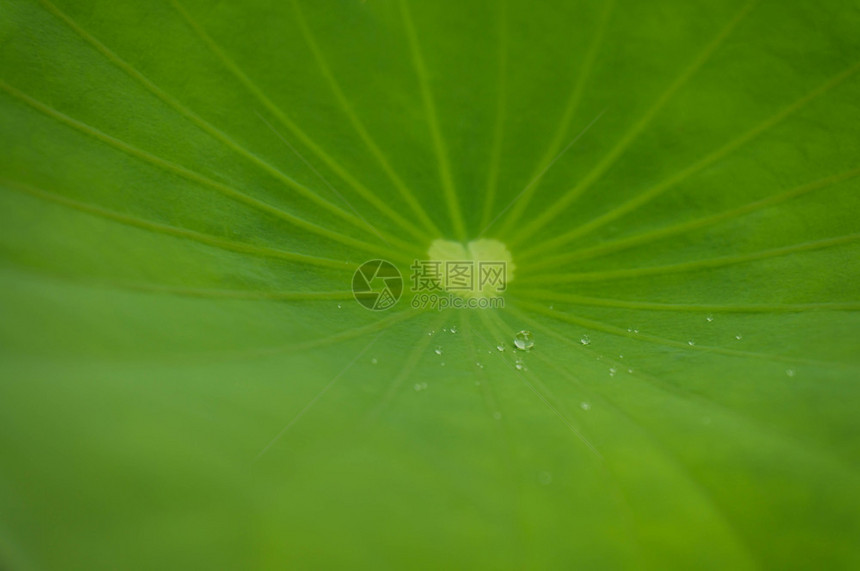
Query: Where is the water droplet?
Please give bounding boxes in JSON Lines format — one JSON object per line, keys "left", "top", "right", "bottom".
{"left": 514, "top": 330, "right": 534, "bottom": 351}
{"left": 538, "top": 471, "right": 553, "bottom": 486}
{"left": 580, "top": 402, "right": 591, "bottom": 411}
{"left": 618, "top": 354, "right": 624, "bottom": 359}
{"left": 688, "top": 340, "right": 696, "bottom": 346}
{"left": 496, "top": 344, "right": 506, "bottom": 352}
{"left": 735, "top": 334, "right": 743, "bottom": 341}
{"left": 634, "top": 329, "right": 639, "bottom": 334}
{"left": 337, "top": 303, "right": 342, "bottom": 309}
{"left": 442, "top": 327, "right": 448, "bottom": 333}
{"left": 492, "top": 411, "right": 502, "bottom": 420}
{"left": 706, "top": 314, "right": 714, "bottom": 323}
{"left": 476, "top": 362, "right": 484, "bottom": 369}
{"left": 580, "top": 334, "right": 591, "bottom": 346}
{"left": 609, "top": 367, "right": 617, "bottom": 377}
{"left": 514, "top": 358, "right": 526, "bottom": 371}
{"left": 786, "top": 368, "right": 796, "bottom": 377}
{"left": 627, "top": 368, "right": 634, "bottom": 374}
{"left": 434, "top": 346, "right": 443, "bottom": 355}
{"left": 428, "top": 330, "right": 435, "bottom": 336}
{"left": 371, "top": 357, "right": 377, "bottom": 365}
{"left": 449, "top": 326, "right": 458, "bottom": 334}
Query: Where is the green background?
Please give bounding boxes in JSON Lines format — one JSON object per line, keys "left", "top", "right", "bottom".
{"left": 1, "top": 0, "right": 859, "bottom": 568}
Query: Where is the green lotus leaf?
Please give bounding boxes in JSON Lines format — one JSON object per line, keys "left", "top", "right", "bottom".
{"left": 1, "top": 0, "right": 859, "bottom": 568}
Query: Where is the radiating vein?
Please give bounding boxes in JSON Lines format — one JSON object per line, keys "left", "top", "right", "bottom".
{"left": 512, "top": 298, "right": 851, "bottom": 367}
{"left": 519, "top": 233, "right": 860, "bottom": 285}
{"left": 495, "top": 0, "right": 616, "bottom": 236}
{"left": 399, "top": 0, "right": 467, "bottom": 241}
{"left": 168, "top": 0, "right": 431, "bottom": 244}
{"left": 506, "top": 0, "right": 758, "bottom": 247}
{"left": 112, "top": 284, "right": 355, "bottom": 301}
{"left": 479, "top": 0, "right": 509, "bottom": 233}
{"left": 461, "top": 312, "right": 507, "bottom": 424}
{"left": 289, "top": 0, "right": 441, "bottom": 239}
{"left": 516, "top": 289, "right": 860, "bottom": 314}
{"left": 255, "top": 109, "right": 399, "bottom": 252}
{"left": 481, "top": 110, "right": 606, "bottom": 237}
{"left": 506, "top": 304, "right": 859, "bottom": 481}
{"left": 249, "top": 308, "right": 422, "bottom": 359}
{"left": 366, "top": 310, "right": 444, "bottom": 420}
{"left": 39, "top": 0, "right": 410, "bottom": 250}
{"left": 1, "top": 177, "right": 353, "bottom": 270}
{"left": 521, "top": 167, "right": 860, "bottom": 271}
{"left": 0, "top": 81, "right": 415, "bottom": 263}
{"left": 498, "top": 307, "right": 771, "bottom": 568}
{"left": 0, "top": 265, "right": 356, "bottom": 301}
{"left": 483, "top": 314, "right": 655, "bottom": 565}
{"left": 254, "top": 331, "right": 384, "bottom": 461}
{"left": 522, "top": 59, "right": 860, "bottom": 258}
{"left": 461, "top": 310, "right": 528, "bottom": 563}
{"left": 480, "top": 311, "right": 602, "bottom": 458}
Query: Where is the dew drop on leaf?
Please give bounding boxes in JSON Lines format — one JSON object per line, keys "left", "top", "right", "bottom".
{"left": 514, "top": 330, "right": 534, "bottom": 351}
